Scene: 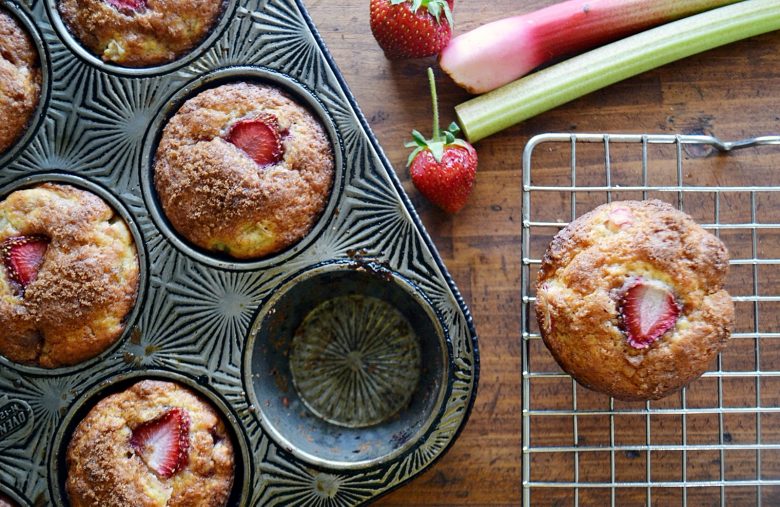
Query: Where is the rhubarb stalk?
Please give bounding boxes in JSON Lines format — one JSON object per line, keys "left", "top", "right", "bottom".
{"left": 440, "top": 0, "right": 740, "bottom": 95}
{"left": 455, "top": 0, "right": 780, "bottom": 143}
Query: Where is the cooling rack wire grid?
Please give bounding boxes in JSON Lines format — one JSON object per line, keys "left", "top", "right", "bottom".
{"left": 521, "top": 133, "right": 780, "bottom": 507}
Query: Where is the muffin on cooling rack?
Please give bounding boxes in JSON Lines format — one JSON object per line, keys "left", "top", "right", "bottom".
{"left": 535, "top": 199, "right": 734, "bottom": 401}
{"left": 0, "top": 183, "right": 139, "bottom": 368}
{"left": 154, "top": 82, "right": 335, "bottom": 259}
{"left": 66, "top": 380, "right": 235, "bottom": 507}
{"left": 0, "top": 8, "right": 41, "bottom": 155}
{"left": 57, "top": 0, "right": 224, "bottom": 67}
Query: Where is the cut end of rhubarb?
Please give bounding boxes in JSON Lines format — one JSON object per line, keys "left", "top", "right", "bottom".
{"left": 227, "top": 116, "right": 284, "bottom": 167}
{"left": 439, "top": 17, "right": 544, "bottom": 95}
{"left": 619, "top": 278, "right": 680, "bottom": 349}
{"left": 1, "top": 235, "right": 49, "bottom": 296}
{"left": 130, "top": 407, "right": 190, "bottom": 479}
{"left": 105, "top": 0, "right": 147, "bottom": 12}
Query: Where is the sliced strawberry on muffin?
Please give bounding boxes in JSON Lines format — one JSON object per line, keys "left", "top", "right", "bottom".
{"left": 66, "top": 380, "right": 235, "bottom": 507}
{"left": 619, "top": 278, "right": 681, "bottom": 349}
{"left": 130, "top": 407, "right": 191, "bottom": 479}
{"left": 1, "top": 235, "right": 49, "bottom": 296}
{"left": 227, "top": 115, "right": 284, "bottom": 167}
{"left": 104, "top": 0, "right": 147, "bottom": 12}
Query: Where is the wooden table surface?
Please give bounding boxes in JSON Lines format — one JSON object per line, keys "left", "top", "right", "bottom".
{"left": 304, "top": 1, "right": 780, "bottom": 505}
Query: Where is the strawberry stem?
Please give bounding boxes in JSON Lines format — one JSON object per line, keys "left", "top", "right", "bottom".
{"left": 391, "top": 0, "right": 453, "bottom": 26}
{"left": 429, "top": 67, "right": 441, "bottom": 143}
{"left": 405, "top": 67, "right": 472, "bottom": 166}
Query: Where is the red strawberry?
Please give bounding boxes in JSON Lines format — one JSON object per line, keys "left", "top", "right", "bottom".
{"left": 130, "top": 407, "right": 190, "bottom": 479}
{"left": 619, "top": 278, "right": 680, "bottom": 349}
{"left": 370, "top": 0, "right": 454, "bottom": 60}
{"left": 407, "top": 68, "right": 477, "bottom": 213}
{"left": 227, "top": 115, "right": 284, "bottom": 167}
{"left": 105, "top": 0, "right": 146, "bottom": 12}
{"left": 1, "top": 235, "right": 48, "bottom": 295}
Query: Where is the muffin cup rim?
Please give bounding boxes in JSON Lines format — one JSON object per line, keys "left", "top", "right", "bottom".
{"left": 0, "top": 172, "right": 148, "bottom": 376}
{"left": 140, "top": 65, "right": 345, "bottom": 270}
{"left": 44, "top": 0, "right": 238, "bottom": 77}
{"left": 47, "top": 368, "right": 251, "bottom": 507}
{"left": 242, "top": 259, "right": 455, "bottom": 472}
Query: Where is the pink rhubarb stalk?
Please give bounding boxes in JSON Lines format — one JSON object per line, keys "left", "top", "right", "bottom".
{"left": 439, "top": 0, "right": 739, "bottom": 94}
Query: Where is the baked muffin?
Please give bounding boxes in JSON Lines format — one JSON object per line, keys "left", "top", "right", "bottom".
{"left": 535, "top": 200, "right": 734, "bottom": 401}
{"left": 57, "top": 0, "right": 224, "bottom": 67}
{"left": 154, "top": 82, "right": 335, "bottom": 259}
{"left": 0, "top": 8, "right": 41, "bottom": 154}
{"left": 0, "top": 183, "right": 139, "bottom": 368}
{"left": 66, "top": 380, "right": 235, "bottom": 507}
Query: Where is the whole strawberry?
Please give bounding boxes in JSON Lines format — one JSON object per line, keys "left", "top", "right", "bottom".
{"left": 370, "top": 0, "right": 454, "bottom": 60}
{"left": 407, "top": 68, "right": 477, "bottom": 214}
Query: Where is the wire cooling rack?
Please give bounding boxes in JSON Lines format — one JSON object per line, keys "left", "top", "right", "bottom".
{"left": 521, "top": 133, "right": 780, "bottom": 506}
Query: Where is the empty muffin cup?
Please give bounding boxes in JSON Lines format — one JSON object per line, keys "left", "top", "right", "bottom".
{"left": 244, "top": 261, "right": 450, "bottom": 469}
{"left": 289, "top": 293, "right": 422, "bottom": 428}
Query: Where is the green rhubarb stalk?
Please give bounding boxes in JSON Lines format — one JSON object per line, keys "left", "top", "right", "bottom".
{"left": 455, "top": 0, "right": 780, "bottom": 143}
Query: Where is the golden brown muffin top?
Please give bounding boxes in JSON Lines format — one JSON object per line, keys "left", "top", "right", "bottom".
{"left": 0, "top": 183, "right": 139, "bottom": 368}
{"left": 66, "top": 380, "right": 235, "bottom": 507}
{"left": 154, "top": 82, "right": 334, "bottom": 259}
{"left": 538, "top": 200, "right": 730, "bottom": 292}
{"left": 58, "top": 0, "right": 224, "bottom": 67}
{"left": 536, "top": 200, "right": 734, "bottom": 400}
{"left": 0, "top": 9, "right": 41, "bottom": 154}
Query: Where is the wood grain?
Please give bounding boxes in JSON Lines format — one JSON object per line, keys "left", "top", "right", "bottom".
{"left": 304, "top": 1, "right": 780, "bottom": 505}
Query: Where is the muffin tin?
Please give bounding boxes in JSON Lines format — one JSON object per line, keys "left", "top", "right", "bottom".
{"left": 0, "top": 0, "right": 479, "bottom": 505}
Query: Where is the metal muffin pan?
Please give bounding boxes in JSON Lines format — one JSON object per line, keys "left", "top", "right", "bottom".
{"left": 0, "top": 0, "right": 479, "bottom": 505}
{"left": 245, "top": 262, "right": 450, "bottom": 471}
